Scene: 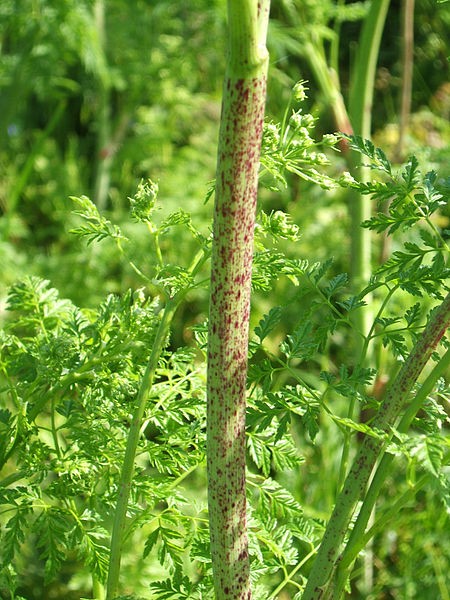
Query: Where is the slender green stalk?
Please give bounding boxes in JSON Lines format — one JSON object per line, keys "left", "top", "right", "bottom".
{"left": 332, "top": 345, "right": 450, "bottom": 595}
{"left": 268, "top": 545, "right": 319, "bottom": 599}
{"left": 362, "top": 472, "right": 429, "bottom": 544}
{"left": 206, "top": 2, "right": 270, "bottom": 598}
{"left": 337, "top": 9, "right": 392, "bottom": 560}
{"left": 93, "top": 0, "right": 111, "bottom": 210}
{"left": 106, "top": 250, "right": 207, "bottom": 599}
{"left": 396, "top": 0, "right": 415, "bottom": 160}
{"left": 93, "top": 0, "right": 130, "bottom": 210}
{"left": 302, "top": 40, "right": 352, "bottom": 136}
{"left": 349, "top": 0, "right": 391, "bottom": 138}
{"left": 282, "top": 1, "right": 390, "bottom": 343}
{"left": 105, "top": 299, "right": 178, "bottom": 599}
{"left": 347, "top": 0, "right": 391, "bottom": 340}
{"left": 302, "top": 293, "right": 450, "bottom": 599}
{"left": 349, "top": 0, "right": 391, "bottom": 271}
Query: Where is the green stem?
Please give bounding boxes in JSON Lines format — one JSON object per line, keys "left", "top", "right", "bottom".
{"left": 0, "top": 471, "right": 26, "bottom": 488}
{"left": 349, "top": 0, "right": 391, "bottom": 138}
{"left": 332, "top": 345, "right": 450, "bottom": 595}
{"left": 362, "top": 473, "right": 429, "bottom": 545}
{"left": 105, "top": 302, "right": 177, "bottom": 599}
{"left": 337, "top": 284, "right": 397, "bottom": 489}
{"left": 92, "top": 0, "right": 131, "bottom": 210}
{"left": 268, "top": 545, "right": 318, "bottom": 599}
{"left": 106, "top": 249, "right": 207, "bottom": 599}
{"left": 335, "top": 14, "right": 393, "bottom": 572}
{"left": 395, "top": 0, "right": 415, "bottom": 161}
{"left": 93, "top": 0, "right": 111, "bottom": 210}
{"left": 206, "top": 2, "right": 270, "bottom": 599}
{"left": 302, "top": 39, "right": 352, "bottom": 136}
{"left": 302, "top": 292, "right": 450, "bottom": 599}
{"left": 347, "top": 0, "right": 391, "bottom": 354}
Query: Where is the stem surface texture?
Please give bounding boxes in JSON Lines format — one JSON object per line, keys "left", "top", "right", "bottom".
{"left": 302, "top": 293, "right": 450, "bottom": 599}
{"left": 206, "top": 2, "right": 269, "bottom": 599}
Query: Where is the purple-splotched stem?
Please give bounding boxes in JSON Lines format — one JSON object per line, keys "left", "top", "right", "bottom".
{"left": 206, "top": 2, "right": 270, "bottom": 599}
{"left": 302, "top": 292, "right": 450, "bottom": 599}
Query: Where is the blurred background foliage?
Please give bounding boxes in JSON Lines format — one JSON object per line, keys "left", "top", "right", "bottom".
{"left": 1, "top": 0, "right": 448, "bottom": 305}
{"left": 0, "top": 0, "right": 449, "bottom": 598}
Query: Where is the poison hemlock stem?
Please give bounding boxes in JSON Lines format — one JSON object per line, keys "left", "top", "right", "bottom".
{"left": 206, "top": 2, "right": 270, "bottom": 599}
{"left": 302, "top": 292, "right": 450, "bottom": 599}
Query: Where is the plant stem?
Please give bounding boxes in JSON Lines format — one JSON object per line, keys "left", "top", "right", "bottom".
{"left": 302, "top": 40, "right": 352, "bottom": 137}
{"left": 105, "top": 300, "right": 177, "bottom": 599}
{"left": 333, "top": 345, "right": 450, "bottom": 594}
{"left": 106, "top": 250, "right": 207, "bottom": 599}
{"left": 93, "top": 0, "right": 111, "bottom": 210}
{"left": 302, "top": 292, "right": 450, "bottom": 599}
{"left": 349, "top": 0, "right": 391, "bottom": 139}
{"left": 337, "top": 8, "right": 392, "bottom": 559}
{"left": 268, "top": 544, "right": 319, "bottom": 599}
{"left": 206, "top": 2, "right": 269, "bottom": 599}
{"left": 395, "top": 0, "right": 415, "bottom": 161}
{"left": 347, "top": 0, "right": 391, "bottom": 341}
{"left": 92, "top": 0, "right": 131, "bottom": 209}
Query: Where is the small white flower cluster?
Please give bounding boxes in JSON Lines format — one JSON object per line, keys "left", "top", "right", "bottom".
{"left": 289, "top": 110, "right": 315, "bottom": 131}
{"left": 339, "top": 171, "right": 358, "bottom": 186}
{"left": 292, "top": 80, "right": 308, "bottom": 102}
{"left": 263, "top": 121, "right": 281, "bottom": 151}
{"left": 322, "top": 133, "right": 340, "bottom": 146}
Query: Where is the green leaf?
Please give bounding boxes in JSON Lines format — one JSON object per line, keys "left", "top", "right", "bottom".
{"left": 33, "top": 508, "right": 71, "bottom": 582}
{"left": 144, "top": 512, "right": 187, "bottom": 572}
{"left": 413, "top": 435, "right": 444, "bottom": 477}
{"left": 280, "top": 314, "right": 331, "bottom": 361}
{"left": 250, "top": 515, "right": 298, "bottom": 566}
{"left": 257, "top": 478, "right": 304, "bottom": 519}
{"left": 282, "top": 386, "right": 321, "bottom": 441}
{"left": 331, "top": 416, "right": 386, "bottom": 440}
{"left": 323, "top": 273, "right": 348, "bottom": 297}
{"left": 149, "top": 568, "right": 195, "bottom": 599}
{"left": 154, "top": 264, "right": 194, "bottom": 297}
{"left": 404, "top": 302, "right": 422, "bottom": 327}
{"left": 336, "top": 295, "right": 367, "bottom": 312}
{"left": 271, "top": 436, "right": 304, "bottom": 471}
{"left": 280, "top": 321, "right": 314, "bottom": 359}
{"left": 247, "top": 432, "right": 272, "bottom": 477}
{"left": 247, "top": 358, "right": 274, "bottom": 395}
{"left": 258, "top": 210, "right": 301, "bottom": 242}
{"left": 401, "top": 155, "right": 420, "bottom": 192}
{"left": 254, "top": 307, "right": 283, "bottom": 342}
{"left": 2, "top": 507, "right": 32, "bottom": 567}
{"left": 70, "top": 195, "right": 127, "bottom": 245}
{"left": 343, "top": 135, "right": 392, "bottom": 174}
{"left": 312, "top": 257, "right": 333, "bottom": 284}
{"left": 71, "top": 511, "right": 109, "bottom": 583}
{"left": 382, "top": 331, "right": 408, "bottom": 358}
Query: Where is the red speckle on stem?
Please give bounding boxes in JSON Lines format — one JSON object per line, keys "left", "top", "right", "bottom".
{"left": 207, "top": 69, "right": 268, "bottom": 598}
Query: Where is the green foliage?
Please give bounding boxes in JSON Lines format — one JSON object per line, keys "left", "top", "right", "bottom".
{"left": 1, "top": 112, "right": 449, "bottom": 599}
{"left": 0, "top": 186, "right": 211, "bottom": 596}
{"left": 0, "top": 1, "right": 449, "bottom": 596}
{"left": 71, "top": 195, "right": 128, "bottom": 245}
{"left": 260, "top": 84, "right": 340, "bottom": 191}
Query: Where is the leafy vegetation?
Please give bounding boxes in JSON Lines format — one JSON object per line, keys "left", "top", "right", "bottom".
{"left": 0, "top": 1, "right": 449, "bottom": 599}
